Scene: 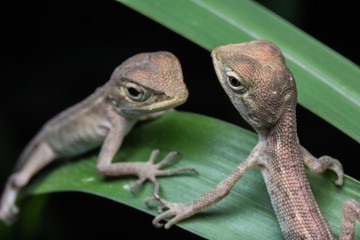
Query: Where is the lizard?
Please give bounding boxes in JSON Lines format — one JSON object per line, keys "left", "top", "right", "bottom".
{"left": 151, "top": 40, "right": 360, "bottom": 240}
{"left": 0, "top": 51, "right": 194, "bottom": 226}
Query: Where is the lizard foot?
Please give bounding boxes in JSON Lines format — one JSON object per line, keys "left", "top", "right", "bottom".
{"left": 129, "top": 149, "right": 196, "bottom": 197}
{"left": 0, "top": 205, "right": 19, "bottom": 226}
{"left": 146, "top": 195, "right": 193, "bottom": 229}
{"left": 318, "top": 156, "right": 344, "bottom": 186}
{"left": 0, "top": 181, "right": 20, "bottom": 226}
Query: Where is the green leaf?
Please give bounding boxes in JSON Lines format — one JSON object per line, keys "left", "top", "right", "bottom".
{"left": 116, "top": 0, "right": 360, "bottom": 143}
{"left": 28, "top": 112, "right": 360, "bottom": 239}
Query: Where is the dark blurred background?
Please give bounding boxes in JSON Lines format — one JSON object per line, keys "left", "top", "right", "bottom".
{"left": 0, "top": 0, "right": 359, "bottom": 239}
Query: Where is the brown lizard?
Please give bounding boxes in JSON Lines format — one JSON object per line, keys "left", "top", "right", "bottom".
{"left": 152, "top": 40, "right": 360, "bottom": 240}
{"left": 0, "top": 51, "right": 194, "bottom": 225}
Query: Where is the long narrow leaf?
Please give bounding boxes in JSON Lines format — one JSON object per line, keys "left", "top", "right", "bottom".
{"left": 27, "top": 112, "right": 360, "bottom": 239}
{"left": 116, "top": 0, "right": 360, "bottom": 143}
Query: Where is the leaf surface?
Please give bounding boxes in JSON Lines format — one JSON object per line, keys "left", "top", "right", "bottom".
{"left": 29, "top": 112, "right": 360, "bottom": 239}
{"left": 117, "top": 0, "right": 360, "bottom": 143}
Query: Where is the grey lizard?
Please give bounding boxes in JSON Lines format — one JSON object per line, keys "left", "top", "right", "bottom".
{"left": 0, "top": 51, "right": 194, "bottom": 225}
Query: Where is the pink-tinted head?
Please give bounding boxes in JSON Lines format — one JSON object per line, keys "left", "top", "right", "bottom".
{"left": 212, "top": 40, "right": 296, "bottom": 132}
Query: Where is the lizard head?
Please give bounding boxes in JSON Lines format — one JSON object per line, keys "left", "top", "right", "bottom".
{"left": 212, "top": 40, "right": 296, "bottom": 134}
{"left": 107, "top": 51, "right": 188, "bottom": 118}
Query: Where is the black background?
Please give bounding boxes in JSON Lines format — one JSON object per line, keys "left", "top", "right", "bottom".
{"left": 0, "top": 0, "right": 359, "bottom": 239}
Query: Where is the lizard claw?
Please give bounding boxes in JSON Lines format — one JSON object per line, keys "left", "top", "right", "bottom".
{"left": 129, "top": 177, "right": 147, "bottom": 195}
{"left": 149, "top": 196, "right": 191, "bottom": 229}
{"left": 144, "top": 195, "right": 162, "bottom": 212}
{"left": 318, "top": 156, "right": 344, "bottom": 186}
{"left": 129, "top": 149, "right": 196, "bottom": 197}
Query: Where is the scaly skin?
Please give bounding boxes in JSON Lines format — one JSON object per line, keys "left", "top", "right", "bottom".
{"left": 0, "top": 51, "right": 194, "bottom": 225}
{"left": 152, "top": 41, "right": 360, "bottom": 240}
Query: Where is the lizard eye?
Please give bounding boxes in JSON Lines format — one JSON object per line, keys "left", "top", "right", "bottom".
{"left": 124, "top": 82, "right": 150, "bottom": 102}
{"left": 226, "top": 71, "right": 247, "bottom": 92}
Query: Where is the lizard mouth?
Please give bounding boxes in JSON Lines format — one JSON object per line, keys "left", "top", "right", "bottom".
{"left": 121, "top": 93, "right": 188, "bottom": 117}
{"left": 144, "top": 95, "right": 187, "bottom": 112}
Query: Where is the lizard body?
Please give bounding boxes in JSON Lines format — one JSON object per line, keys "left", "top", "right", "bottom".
{"left": 153, "top": 41, "right": 360, "bottom": 240}
{"left": 0, "top": 51, "right": 193, "bottom": 225}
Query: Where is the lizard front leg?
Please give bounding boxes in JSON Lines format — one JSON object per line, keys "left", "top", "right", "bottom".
{"left": 300, "top": 146, "right": 343, "bottom": 185}
{"left": 95, "top": 122, "right": 194, "bottom": 198}
{"left": 152, "top": 145, "right": 260, "bottom": 229}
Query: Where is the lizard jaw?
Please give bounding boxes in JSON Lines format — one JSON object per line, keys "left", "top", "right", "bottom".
{"left": 120, "top": 94, "right": 188, "bottom": 118}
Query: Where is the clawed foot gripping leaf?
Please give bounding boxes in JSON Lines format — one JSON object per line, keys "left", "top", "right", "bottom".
{"left": 24, "top": 112, "right": 360, "bottom": 239}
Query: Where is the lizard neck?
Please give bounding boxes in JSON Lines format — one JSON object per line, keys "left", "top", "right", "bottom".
{"left": 260, "top": 105, "right": 299, "bottom": 146}
{"left": 259, "top": 104, "right": 333, "bottom": 239}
